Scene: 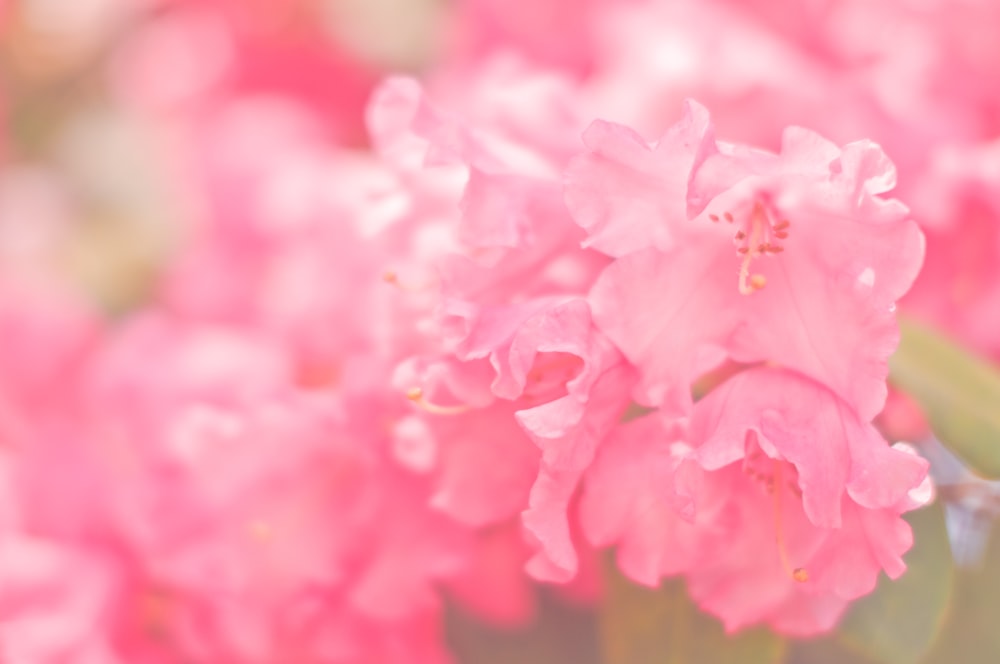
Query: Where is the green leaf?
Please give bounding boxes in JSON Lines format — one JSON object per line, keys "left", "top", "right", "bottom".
{"left": 922, "top": 515, "right": 1000, "bottom": 664}
{"left": 600, "top": 558, "right": 785, "bottom": 664}
{"left": 836, "top": 502, "right": 954, "bottom": 664}
{"left": 786, "top": 638, "right": 881, "bottom": 664}
{"left": 446, "top": 590, "right": 603, "bottom": 664}
{"left": 889, "top": 317, "right": 1000, "bottom": 479}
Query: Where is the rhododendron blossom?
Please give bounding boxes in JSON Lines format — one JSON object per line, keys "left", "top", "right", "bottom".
{"left": 12, "top": 0, "right": 997, "bottom": 660}
{"left": 571, "top": 101, "right": 923, "bottom": 419}
{"left": 582, "top": 368, "right": 930, "bottom": 635}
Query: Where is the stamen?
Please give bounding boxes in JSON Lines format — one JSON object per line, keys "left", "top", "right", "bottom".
{"left": 773, "top": 461, "right": 809, "bottom": 583}
{"left": 732, "top": 202, "right": 791, "bottom": 295}
{"left": 405, "top": 387, "right": 471, "bottom": 416}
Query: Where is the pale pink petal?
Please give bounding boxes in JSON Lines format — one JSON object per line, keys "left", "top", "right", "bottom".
{"left": 580, "top": 415, "right": 704, "bottom": 587}
{"left": 564, "top": 100, "right": 715, "bottom": 257}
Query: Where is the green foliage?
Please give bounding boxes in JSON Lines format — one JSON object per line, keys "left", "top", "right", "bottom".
{"left": 837, "top": 502, "right": 954, "bottom": 664}
{"left": 922, "top": 516, "right": 1000, "bottom": 664}
{"left": 600, "top": 559, "right": 785, "bottom": 664}
{"left": 890, "top": 318, "right": 1000, "bottom": 478}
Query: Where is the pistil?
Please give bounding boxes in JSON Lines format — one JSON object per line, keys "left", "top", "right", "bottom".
{"left": 773, "top": 461, "right": 809, "bottom": 583}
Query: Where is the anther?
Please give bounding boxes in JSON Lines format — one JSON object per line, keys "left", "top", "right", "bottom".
{"left": 383, "top": 271, "right": 436, "bottom": 292}
{"left": 733, "top": 202, "right": 791, "bottom": 295}
{"left": 405, "top": 387, "right": 471, "bottom": 416}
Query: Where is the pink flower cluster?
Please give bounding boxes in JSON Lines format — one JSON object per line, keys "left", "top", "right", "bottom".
{"left": 6, "top": 0, "right": 1000, "bottom": 659}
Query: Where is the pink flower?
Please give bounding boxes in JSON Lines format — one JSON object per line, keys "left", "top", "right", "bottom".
{"left": 447, "top": 0, "right": 611, "bottom": 74}
{"left": 582, "top": 367, "right": 930, "bottom": 636}
{"left": 114, "top": 0, "right": 379, "bottom": 143}
{"left": 370, "top": 75, "right": 632, "bottom": 584}
{"left": 156, "top": 92, "right": 460, "bottom": 390}
{"left": 903, "top": 139, "right": 1000, "bottom": 361}
{"left": 579, "top": 414, "right": 707, "bottom": 587}
{"left": 686, "top": 368, "right": 930, "bottom": 635}
{"left": 0, "top": 278, "right": 100, "bottom": 418}
{"left": 5, "top": 310, "right": 470, "bottom": 663}
{"left": 572, "top": 103, "right": 924, "bottom": 419}
{"left": 0, "top": 535, "right": 124, "bottom": 664}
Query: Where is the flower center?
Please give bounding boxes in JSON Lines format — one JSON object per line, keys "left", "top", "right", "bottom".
{"left": 709, "top": 202, "right": 790, "bottom": 295}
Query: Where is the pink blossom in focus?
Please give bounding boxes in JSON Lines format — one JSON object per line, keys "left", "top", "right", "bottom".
{"left": 369, "top": 74, "right": 633, "bottom": 583}
{"left": 685, "top": 368, "right": 930, "bottom": 635}
{"left": 583, "top": 368, "right": 930, "bottom": 635}
{"left": 572, "top": 102, "right": 924, "bottom": 420}
{"left": 4, "top": 0, "right": 980, "bottom": 651}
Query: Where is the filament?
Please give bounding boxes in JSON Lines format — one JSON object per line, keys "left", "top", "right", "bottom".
{"left": 737, "top": 205, "right": 769, "bottom": 295}
{"left": 773, "top": 461, "right": 809, "bottom": 583}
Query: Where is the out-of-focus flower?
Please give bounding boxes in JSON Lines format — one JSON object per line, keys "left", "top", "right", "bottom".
{"left": 904, "top": 139, "right": 1000, "bottom": 361}
{"left": 113, "top": 0, "right": 380, "bottom": 143}
{"left": 6, "top": 310, "right": 469, "bottom": 663}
